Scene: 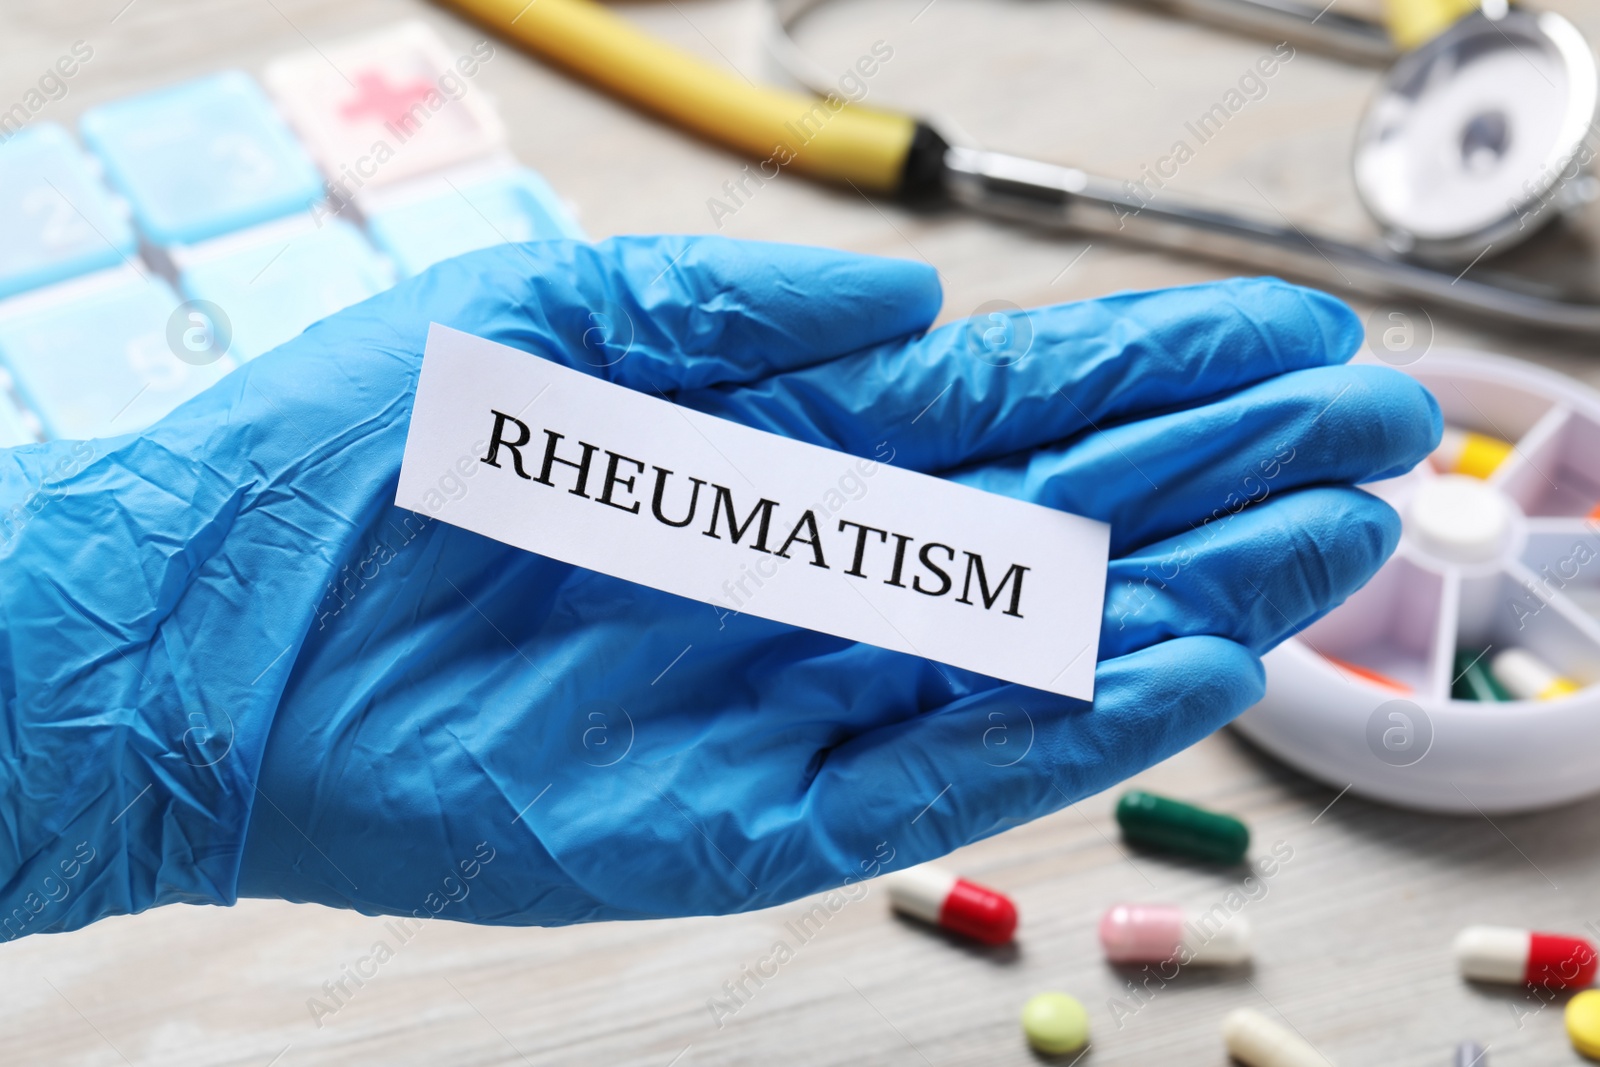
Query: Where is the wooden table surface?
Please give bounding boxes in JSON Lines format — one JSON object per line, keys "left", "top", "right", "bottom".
{"left": 5, "top": 0, "right": 1600, "bottom": 1063}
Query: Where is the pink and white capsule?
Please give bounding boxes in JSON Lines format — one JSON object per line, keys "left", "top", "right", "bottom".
{"left": 1099, "top": 903, "right": 1252, "bottom": 965}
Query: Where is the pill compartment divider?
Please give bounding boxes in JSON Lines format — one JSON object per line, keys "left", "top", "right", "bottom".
{"left": 1458, "top": 564, "right": 1600, "bottom": 690}
{"left": 1522, "top": 526, "right": 1600, "bottom": 625}
{"left": 1297, "top": 553, "right": 1448, "bottom": 697}
{"left": 1500, "top": 408, "right": 1600, "bottom": 520}
{"left": 1497, "top": 409, "right": 1600, "bottom": 521}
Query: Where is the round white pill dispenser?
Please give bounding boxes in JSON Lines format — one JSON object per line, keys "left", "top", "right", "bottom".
{"left": 1236, "top": 349, "right": 1600, "bottom": 813}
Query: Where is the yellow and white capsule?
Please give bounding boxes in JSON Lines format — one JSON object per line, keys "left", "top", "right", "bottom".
{"left": 1431, "top": 427, "right": 1512, "bottom": 479}
{"left": 1490, "top": 649, "right": 1580, "bottom": 701}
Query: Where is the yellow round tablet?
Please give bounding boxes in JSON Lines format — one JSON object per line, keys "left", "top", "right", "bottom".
{"left": 1022, "top": 992, "right": 1088, "bottom": 1055}
{"left": 1567, "top": 989, "right": 1600, "bottom": 1059}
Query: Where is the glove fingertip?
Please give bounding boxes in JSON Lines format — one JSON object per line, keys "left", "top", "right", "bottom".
{"left": 816, "top": 248, "right": 942, "bottom": 340}
{"left": 1195, "top": 634, "right": 1267, "bottom": 708}
{"left": 1308, "top": 290, "right": 1364, "bottom": 364}
{"left": 1346, "top": 365, "right": 1444, "bottom": 482}
{"left": 1100, "top": 635, "right": 1264, "bottom": 710}
{"left": 611, "top": 234, "right": 944, "bottom": 355}
{"left": 1252, "top": 278, "right": 1364, "bottom": 366}
{"left": 1362, "top": 493, "right": 1404, "bottom": 568}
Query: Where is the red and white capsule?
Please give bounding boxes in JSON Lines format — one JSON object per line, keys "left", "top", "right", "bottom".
{"left": 1099, "top": 903, "right": 1251, "bottom": 965}
{"left": 1454, "top": 925, "right": 1598, "bottom": 988}
{"left": 885, "top": 865, "right": 1017, "bottom": 945}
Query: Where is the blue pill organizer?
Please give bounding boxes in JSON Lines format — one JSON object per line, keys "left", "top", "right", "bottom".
{"left": 0, "top": 21, "right": 581, "bottom": 445}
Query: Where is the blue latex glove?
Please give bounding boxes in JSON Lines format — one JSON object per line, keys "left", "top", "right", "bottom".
{"left": 0, "top": 236, "right": 1439, "bottom": 937}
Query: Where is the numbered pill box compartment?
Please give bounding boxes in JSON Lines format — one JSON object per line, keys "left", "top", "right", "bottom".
{"left": 1238, "top": 349, "right": 1600, "bottom": 814}
{"left": 171, "top": 216, "right": 396, "bottom": 363}
{"left": 80, "top": 71, "right": 326, "bottom": 246}
{"left": 0, "top": 267, "right": 235, "bottom": 441}
{"left": 0, "top": 123, "right": 137, "bottom": 300}
{"left": 363, "top": 163, "right": 585, "bottom": 277}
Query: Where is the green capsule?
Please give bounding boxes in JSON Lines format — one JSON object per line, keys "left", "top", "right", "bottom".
{"left": 1452, "top": 648, "right": 1510, "bottom": 702}
{"left": 1115, "top": 790, "right": 1249, "bottom": 864}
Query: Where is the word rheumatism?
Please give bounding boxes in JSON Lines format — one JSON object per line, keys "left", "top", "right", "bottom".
{"left": 481, "top": 411, "right": 1030, "bottom": 617}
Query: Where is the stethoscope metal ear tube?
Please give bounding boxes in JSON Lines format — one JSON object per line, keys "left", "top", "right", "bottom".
{"left": 1133, "top": 0, "right": 1398, "bottom": 63}
{"left": 943, "top": 146, "right": 1600, "bottom": 333}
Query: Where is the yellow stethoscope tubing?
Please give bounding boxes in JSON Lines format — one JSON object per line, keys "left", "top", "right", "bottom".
{"left": 445, "top": 0, "right": 921, "bottom": 194}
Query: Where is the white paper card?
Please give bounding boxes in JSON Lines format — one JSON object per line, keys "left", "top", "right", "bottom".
{"left": 397, "top": 325, "right": 1110, "bottom": 699}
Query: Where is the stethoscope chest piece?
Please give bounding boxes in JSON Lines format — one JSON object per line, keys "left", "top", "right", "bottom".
{"left": 1353, "top": 9, "right": 1599, "bottom": 263}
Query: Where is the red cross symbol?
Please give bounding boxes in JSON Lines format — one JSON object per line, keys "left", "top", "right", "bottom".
{"left": 339, "top": 70, "right": 436, "bottom": 127}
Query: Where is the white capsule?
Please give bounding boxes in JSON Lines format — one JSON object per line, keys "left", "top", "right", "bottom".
{"left": 1222, "top": 1008, "right": 1334, "bottom": 1067}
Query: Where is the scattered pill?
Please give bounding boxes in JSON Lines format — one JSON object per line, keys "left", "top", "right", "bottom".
{"left": 1490, "top": 649, "right": 1580, "bottom": 701}
{"left": 1432, "top": 426, "right": 1512, "bottom": 479}
{"left": 1454, "top": 925, "right": 1598, "bottom": 988}
{"left": 884, "top": 865, "right": 1016, "bottom": 945}
{"left": 1567, "top": 989, "right": 1600, "bottom": 1060}
{"left": 1323, "top": 653, "right": 1412, "bottom": 693}
{"left": 1452, "top": 649, "right": 1510, "bottom": 702}
{"left": 1455, "top": 1039, "right": 1487, "bottom": 1066}
{"left": 1221, "top": 1007, "right": 1331, "bottom": 1067}
{"left": 1116, "top": 790, "right": 1250, "bottom": 865}
{"left": 1589, "top": 503, "right": 1600, "bottom": 523}
{"left": 1021, "top": 992, "right": 1088, "bottom": 1055}
{"left": 1099, "top": 902, "right": 1251, "bottom": 965}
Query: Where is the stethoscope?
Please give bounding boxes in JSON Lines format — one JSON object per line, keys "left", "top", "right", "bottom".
{"left": 448, "top": 0, "right": 1600, "bottom": 332}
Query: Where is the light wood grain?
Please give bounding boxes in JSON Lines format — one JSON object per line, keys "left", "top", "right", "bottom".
{"left": 4, "top": 0, "right": 1600, "bottom": 1063}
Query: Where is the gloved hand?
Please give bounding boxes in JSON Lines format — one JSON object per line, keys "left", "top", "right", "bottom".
{"left": 0, "top": 236, "right": 1438, "bottom": 937}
